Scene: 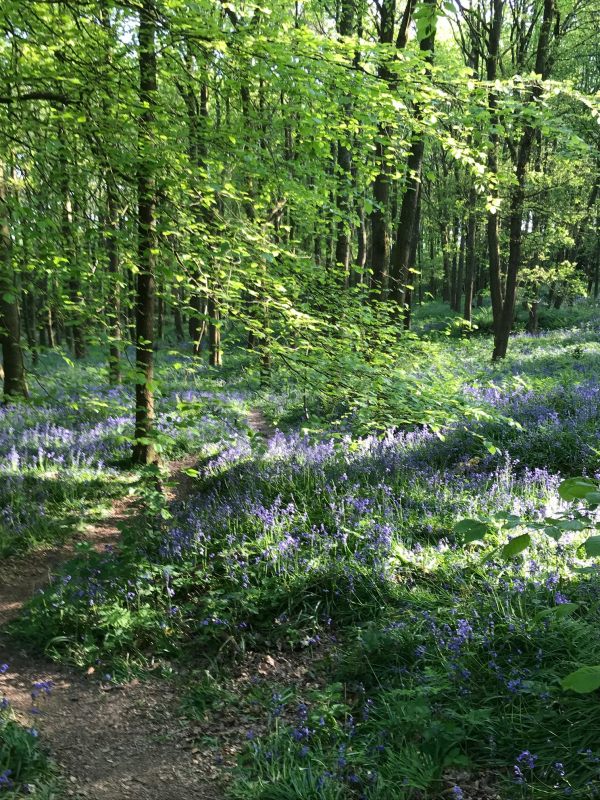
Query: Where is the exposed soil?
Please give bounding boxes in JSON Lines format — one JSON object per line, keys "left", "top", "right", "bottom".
{"left": 0, "top": 638, "right": 224, "bottom": 799}
{"left": 246, "top": 408, "right": 276, "bottom": 439}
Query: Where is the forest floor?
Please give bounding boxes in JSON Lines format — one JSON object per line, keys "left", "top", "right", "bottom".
{"left": 0, "top": 461, "right": 225, "bottom": 800}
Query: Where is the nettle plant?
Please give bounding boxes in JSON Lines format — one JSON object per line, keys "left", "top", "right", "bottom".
{"left": 456, "top": 476, "right": 600, "bottom": 694}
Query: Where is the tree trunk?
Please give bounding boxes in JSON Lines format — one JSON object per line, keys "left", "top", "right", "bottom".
{"left": 370, "top": 0, "right": 396, "bottom": 299}
{"left": 106, "top": 177, "right": 122, "bottom": 384}
{"left": 208, "top": 295, "right": 222, "bottom": 367}
{"left": 132, "top": 0, "right": 157, "bottom": 465}
{"left": 463, "top": 187, "right": 477, "bottom": 323}
{"left": 101, "top": 4, "right": 121, "bottom": 384}
{"left": 492, "top": 0, "right": 555, "bottom": 360}
{"left": 173, "top": 286, "right": 185, "bottom": 342}
{"left": 0, "top": 170, "right": 28, "bottom": 400}
{"left": 60, "top": 143, "right": 86, "bottom": 360}
{"left": 334, "top": 0, "right": 355, "bottom": 282}
{"left": 403, "top": 184, "right": 421, "bottom": 330}
{"left": 441, "top": 225, "right": 451, "bottom": 302}
{"left": 450, "top": 218, "right": 459, "bottom": 310}
{"left": 486, "top": 0, "right": 504, "bottom": 339}
{"left": 390, "top": 0, "right": 435, "bottom": 311}
{"left": 527, "top": 298, "right": 539, "bottom": 334}
{"left": 454, "top": 222, "right": 465, "bottom": 313}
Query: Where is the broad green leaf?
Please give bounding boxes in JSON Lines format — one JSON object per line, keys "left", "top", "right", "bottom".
{"left": 535, "top": 603, "right": 579, "bottom": 622}
{"left": 502, "top": 533, "right": 531, "bottom": 558}
{"left": 554, "top": 519, "right": 588, "bottom": 531}
{"left": 559, "top": 478, "right": 597, "bottom": 502}
{"left": 583, "top": 536, "right": 600, "bottom": 558}
{"left": 454, "top": 519, "right": 493, "bottom": 543}
{"left": 561, "top": 666, "right": 600, "bottom": 694}
{"left": 544, "top": 525, "right": 562, "bottom": 541}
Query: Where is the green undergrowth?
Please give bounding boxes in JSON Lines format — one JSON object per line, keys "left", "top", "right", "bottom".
{"left": 7, "top": 316, "right": 600, "bottom": 798}
{"left": 0, "top": 687, "right": 59, "bottom": 798}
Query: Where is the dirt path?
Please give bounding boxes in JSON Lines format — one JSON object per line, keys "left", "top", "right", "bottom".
{"left": 0, "top": 462, "right": 224, "bottom": 800}
{"left": 247, "top": 408, "right": 275, "bottom": 439}
{"left": 0, "top": 494, "right": 134, "bottom": 628}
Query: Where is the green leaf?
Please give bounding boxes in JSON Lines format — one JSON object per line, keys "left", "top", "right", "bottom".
{"left": 559, "top": 477, "right": 597, "bottom": 502}
{"left": 544, "top": 525, "right": 562, "bottom": 541}
{"left": 454, "top": 518, "right": 493, "bottom": 543}
{"left": 561, "top": 666, "right": 600, "bottom": 694}
{"left": 535, "top": 602, "right": 579, "bottom": 622}
{"left": 554, "top": 519, "right": 588, "bottom": 531}
{"left": 583, "top": 536, "right": 600, "bottom": 558}
{"left": 502, "top": 533, "right": 531, "bottom": 558}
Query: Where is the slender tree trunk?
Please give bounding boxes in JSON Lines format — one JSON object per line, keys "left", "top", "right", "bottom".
{"left": 455, "top": 222, "right": 465, "bottom": 313}
{"left": 492, "top": 0, "right": 555, "bottom": 360}
{"left": 450, "top": 218, "right": 459, "bottom": 310}
{"left": 370, "top": 0, "right": 396, "bottom": 299}
{"left": 486, "top": 0, "right": 504, "bottom": 339}
{"left": 133, "top": 0, "right": 157, "bottom": 465}
{"left": 334, "top": 0, "right": 355, "bottom": 282}
{"left": 157, "top": 293, "right": 164, "bottom": 341}
{"left": 0, "top": 170, "right": 28, "bottom": 400}
{"left": 441, "top": 225, "right": 451, "bottom": 302}
{"left": 403, "top": 184, "right": 421, "bottom": 330}
{"left": 101, "top": 3, "right": 121, "bottom": 384}
{"left": 463, "top": 187, "right": 477, "bottom": 323}
{"left": 184, "top": 57, "right": 211, "bottom": 357}
{"left": 527, "top": 298, "right": 539, "bottom": 334}
{"left": 106, "top": 177, "right": 121, "bottom": 384}
{"left": 391, "top": 0, "right": 436, "bottom": 311}
{"left": 60, "top": 143, "right": 85, "bottom": 360}
{"left": 173, "top": 286, "right": 185, "bottom": 342}
{"left": 594, "top": 207, "right": 600, "bottom": 299}
{"left": 207, "top": 295, "right": 222, "bottom": 367}
{"left": 353, "top": 207, "right": 367, "bottom": 285}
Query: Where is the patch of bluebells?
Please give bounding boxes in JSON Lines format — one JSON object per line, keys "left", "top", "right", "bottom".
{"left": 462, "top": 379, "right": 600, "bottom": 474}
{"left": 23, "top": 399, "right": 570, "bottom": 670}
{"left": 0, "top": 368, "right": 248, "bottom": 553}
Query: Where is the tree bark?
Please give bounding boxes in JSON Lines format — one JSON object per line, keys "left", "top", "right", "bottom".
{"left": 0, "top": 170, "right": 28, "bottom": 400}
{"left": 207, "top": 295, "right": 222, "bottom": 367}
{"left": 59, "top": 141, "right": 86, "bottom": 360}
{"left": 334, "top": 0, "right": 355, "bottom": 282}
{"left": 403, "top": 183, "right": 421, "bottom": 330}
{"left": 390, "top": 0, "right": 436, "bottom": 311}
{"left": 492, "top": 0, "right": 555, "bottom": 359}
{"left": 486, "top": 0, "right": 504, "bottom": 339}
{"left": 133, "top": 0, "right": 158, "bottom": 465}
{"left": 463, "top": 186, "right": 477, "bottom": 322}
{"left": 370, "top": 0, "right": 396, "bottom": 298}
{"left": 106, "top": 177, "right": 122, "bottom": 384}
{"left": 101, "top": 2, "right": 121, "bottom": 384}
